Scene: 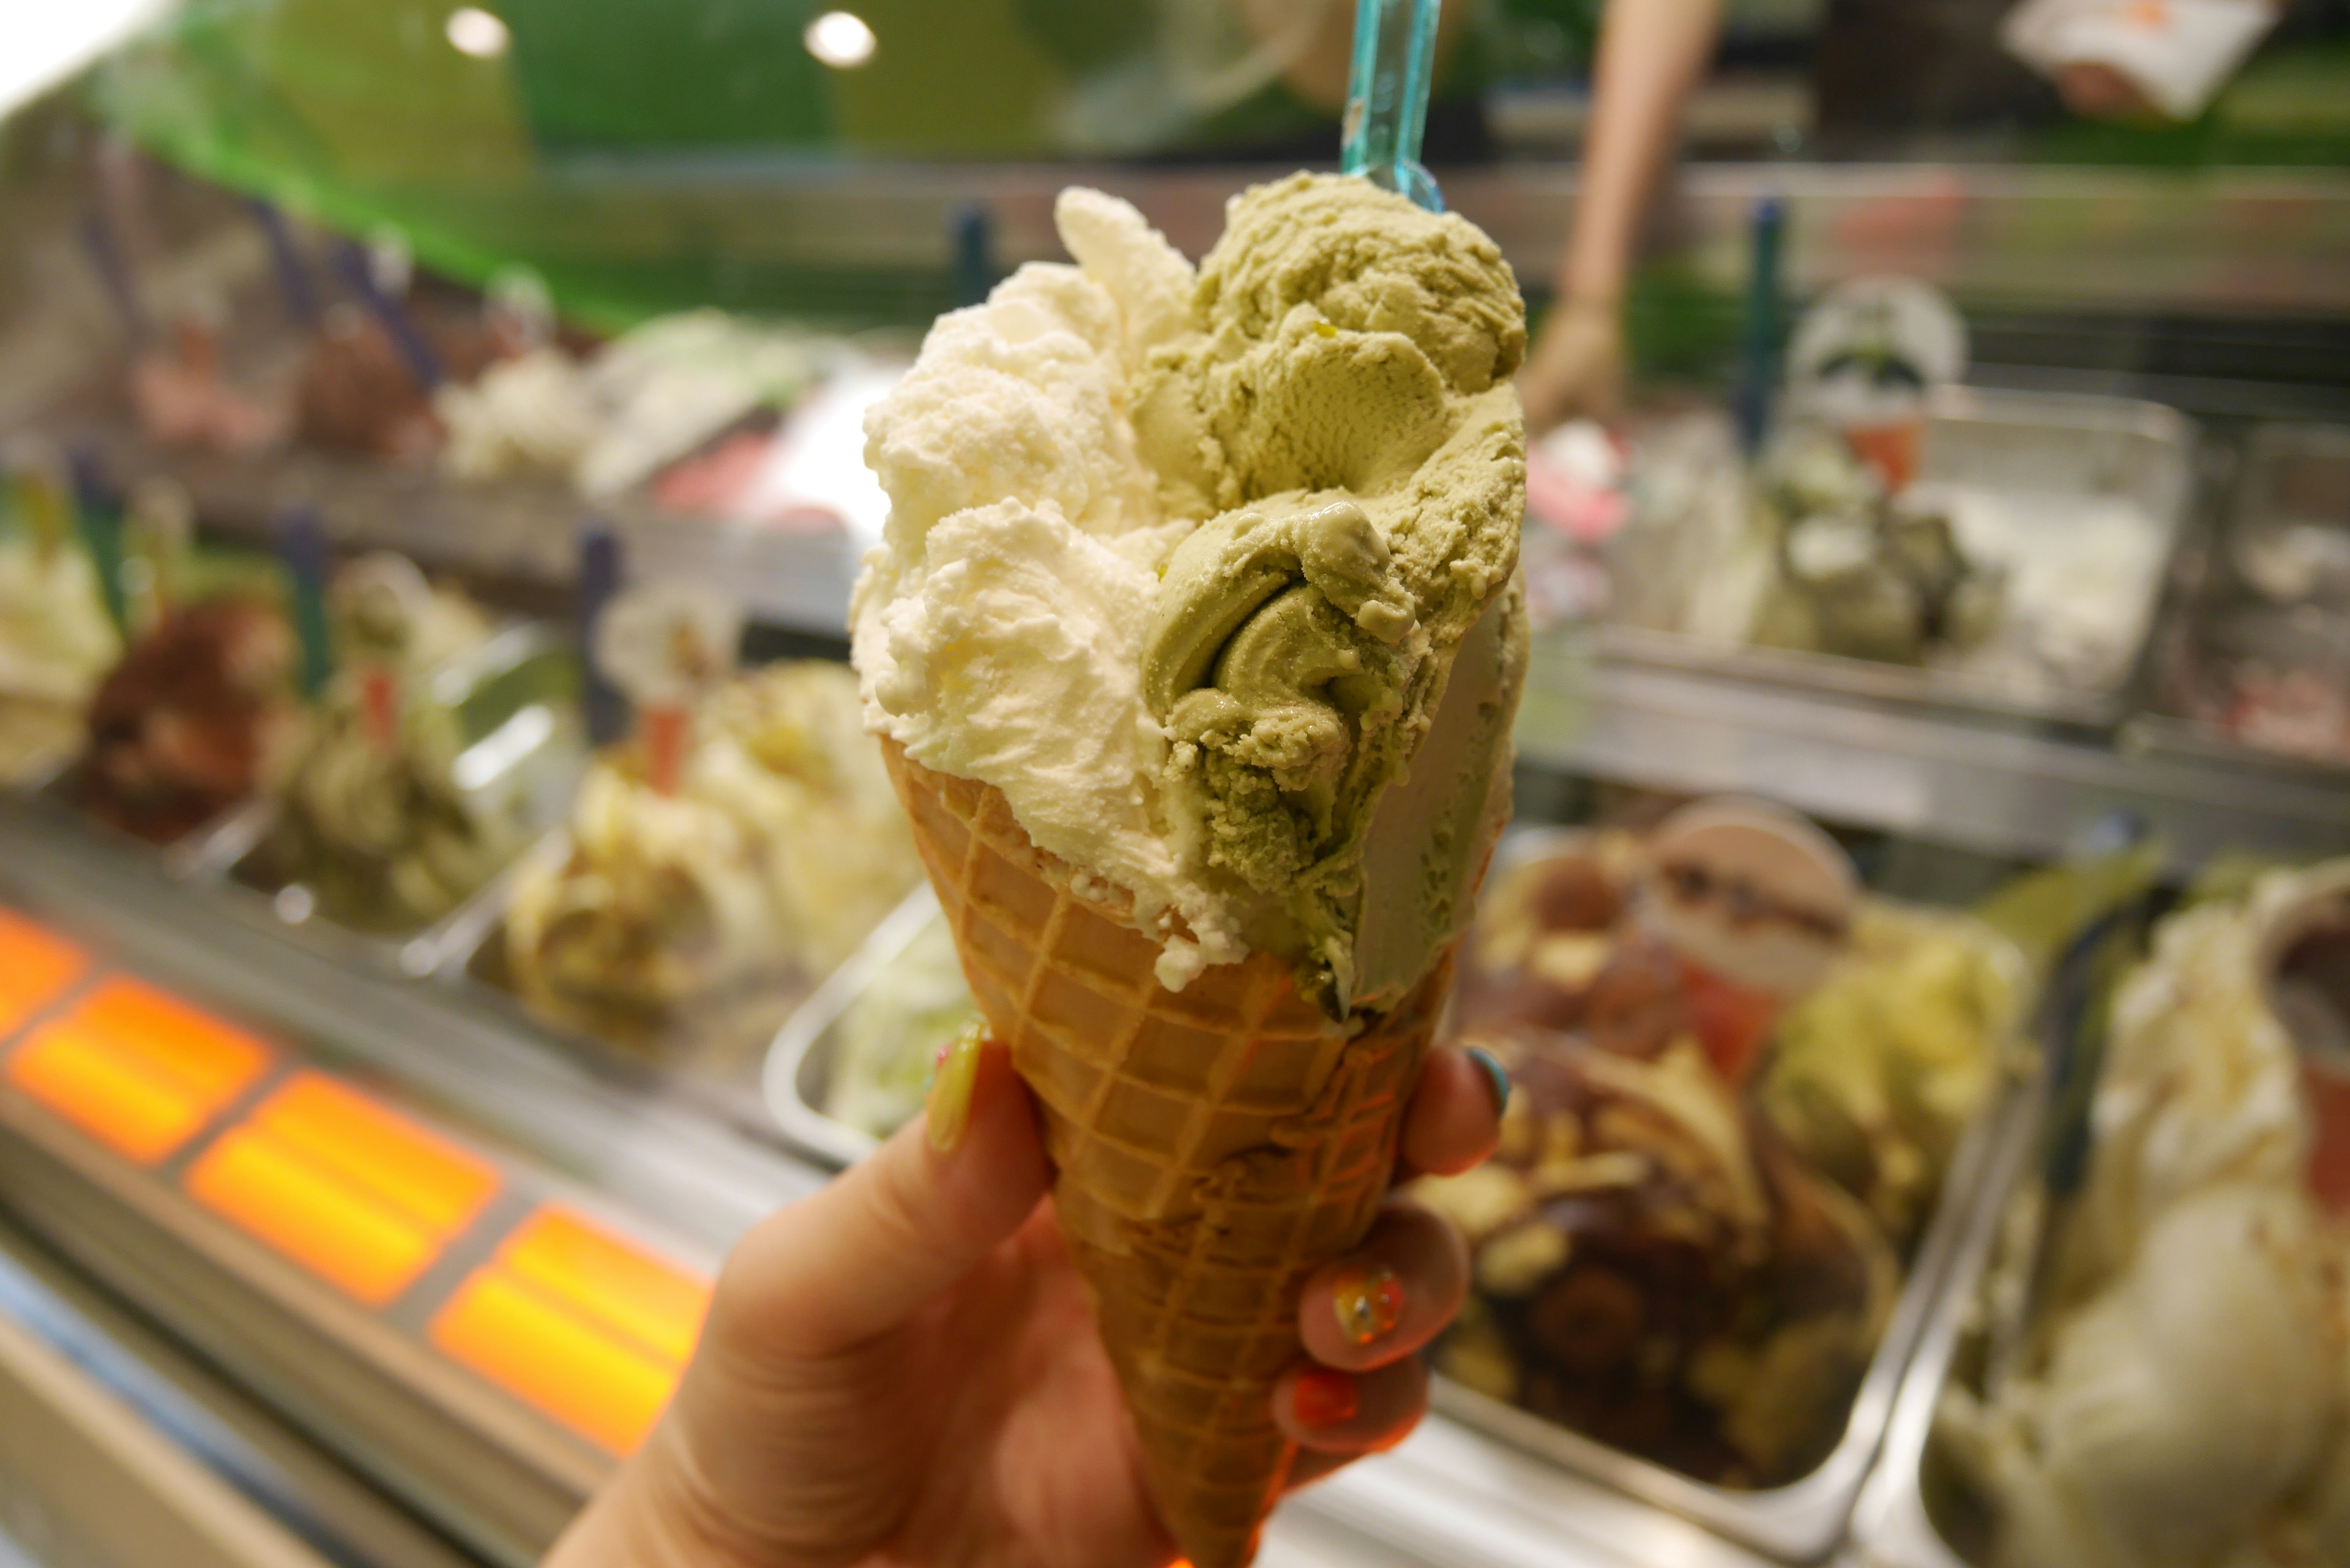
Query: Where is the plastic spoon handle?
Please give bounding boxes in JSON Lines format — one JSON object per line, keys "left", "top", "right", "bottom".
{"left": 1341, "top": 0, "right": 1445, "bottom": 212}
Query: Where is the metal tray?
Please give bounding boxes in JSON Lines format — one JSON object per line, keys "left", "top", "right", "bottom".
{"left": 211, "top": 622, "right": 586, "bottom": 976}
{"left": 2130, "top": 422, "right": 2350, "bottom": 777}
{"left": 764, "top": 834, "right": 2037, "bottom": 1562}
{"left": 764, "top": 883, "right": 949, "bottom": 1166}
{"left": 1844, "top": 1091, "right": 2050, "bottom": 1568}
{"left": 1603, "top": 387, "right": 2196, "bottom": 730}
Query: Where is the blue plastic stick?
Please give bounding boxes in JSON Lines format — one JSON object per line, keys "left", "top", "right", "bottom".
{"left": 277, "top": 507, "right": 335, "bottom": 700}
{"left": 248, "top": 198, "right": 321, "bottom": 326}
{"left": 1341, "top": 0, "right": 1445, "bottom": 212}
{"left": 1733, "top": 196, "right": 1786, "bottom": 457}
{"left": 951, "top": 204, "right": 997, "bottom": 310}
{"left": 330, "top": 239, "right": 445, "bottom": 393}
{"left": 79, "top": 210, "right": 151, "bottom": 345}
{"left": 576, "top": 522, "right": 630, "bottom": 749}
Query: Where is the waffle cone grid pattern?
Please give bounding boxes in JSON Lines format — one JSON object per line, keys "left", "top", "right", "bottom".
{"left": 882, "top": 742, "right": 1449, "bottom": 1568}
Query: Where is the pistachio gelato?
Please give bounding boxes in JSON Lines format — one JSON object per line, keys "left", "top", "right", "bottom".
{"left": 855, "top": 174, "right": 1528, "bottom": 1010}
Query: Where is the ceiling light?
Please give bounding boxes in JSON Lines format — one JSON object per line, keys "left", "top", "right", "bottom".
{"left": 445, "top": 7, "right": 509, "bottom": 59}
{"left": 804, "top": 10, "right": 876, "bottom": 69}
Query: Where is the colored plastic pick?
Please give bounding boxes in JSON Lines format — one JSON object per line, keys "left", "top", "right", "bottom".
{"left": 1341, "top": 0, "right": 1446, "bottom": 213}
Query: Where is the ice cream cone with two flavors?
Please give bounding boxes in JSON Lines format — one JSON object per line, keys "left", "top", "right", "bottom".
{"left": 854, "top": 173, "right": 1529, "bottom": 1567}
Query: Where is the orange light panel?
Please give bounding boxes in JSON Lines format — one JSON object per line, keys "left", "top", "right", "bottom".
{"left": 184, "top": 1075, "right": 501, "bottom": 1307}
{"left": 5, "top": 1024, "right": 212, "bottom": 1165}
{"left": 0, "top": 910, "right": 87, "bottom": 1039}
{"left": 495, "top": 1211, "right": 711, "bottom": 1365}
{"left": 431, "top": 1272, "right": 680, "bottom": 1455}
{"left": 186, "top": 1130, "right": 440, "bottom": 1306}
{"left": 5, "top": 980, "right": 274, "bottom": 1166}
{"left": 246, "top": 1074, "right": 498, "bottom": 1234}
{"left": 72, "top": 980, "right": 272, "bottom": 1103}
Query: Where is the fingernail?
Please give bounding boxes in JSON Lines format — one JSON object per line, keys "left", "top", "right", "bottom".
{"left": 926, "top": 1019, "right": 987, "bottom": 1155}
{"left": 1465, "top": 1045, "right": 1511, "bottom": 1114}
{"left": 1330, "top": 1263, "right": 1406, "bottom": 1346}
{"left": 1291, "top": 1368, "right": 1359, "bottom": 1430}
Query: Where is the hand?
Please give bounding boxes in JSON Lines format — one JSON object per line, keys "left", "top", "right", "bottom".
{"left": 2054, "top": 59, "right": 2165, "bottom": 122}
{"left": 543, "top": 1033, "right": 1507, "bottom": 1568}
{"left": 1520, "top": 296, "right": 1627, "bottom": 433}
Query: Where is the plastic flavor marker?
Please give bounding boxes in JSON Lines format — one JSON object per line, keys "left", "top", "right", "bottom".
{"left": 78, "top": 208, "right": 150, "bottom": 346}
{"left": 576, "top": 525, "right": 629, "bottom": 750}
{"left": 1734, "top": 196, "right": 1788, "bottom": 457}
{"left": 330, "top": 237, "right": 444, "bottom": 394}
{"left": 951, "top": 204, "right": 997, "bottom": 310}
{"left": 247, "top": 198, "right": 321, "bottom": 326}
{"left": 277, "top": 507, "right": 335, "bottom": 700}
{"left": 68, "top": 447, "right": 130, "bottom": 637}
{"left": 1342, "top": 0, "right": 1446, "bottom": 213}
{"left": 642, "top": 704, "right": 690, "bottom": 798}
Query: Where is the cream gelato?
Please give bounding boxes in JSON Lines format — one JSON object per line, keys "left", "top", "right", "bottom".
{"left": 0, "top": 529, "right": 122, "bottom": 788}
{"left": 502, "top": 662, "right": 922, "bottom": 1059}
{"left": 854, "top": 174, "right": 1528, "bottom": 1012}
{"left": 1941, "top": 870, "right": 2350, "bottom": 1568}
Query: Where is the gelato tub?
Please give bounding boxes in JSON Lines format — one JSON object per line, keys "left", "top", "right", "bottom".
{"left": 226, "top": 621, "right": 583, "bottom": 972}
{"left": 1593, "top": 388, "right": 2194, "bottom": 728}
{"left": 472, "top": 660, "right": 922, "bottom": 1073}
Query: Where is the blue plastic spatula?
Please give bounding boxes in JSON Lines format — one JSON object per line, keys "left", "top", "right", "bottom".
{"left": 1341, "top": 0, "right": 1447, "bottom": 213}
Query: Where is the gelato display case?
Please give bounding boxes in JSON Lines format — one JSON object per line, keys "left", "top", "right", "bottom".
{"left": 3, "top": 9, "right": 2350, "bottom": 1566}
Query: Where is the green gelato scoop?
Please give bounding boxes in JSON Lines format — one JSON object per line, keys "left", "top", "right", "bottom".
{"left": 1143, "top": 496, "right": 1415, "bottom": 711}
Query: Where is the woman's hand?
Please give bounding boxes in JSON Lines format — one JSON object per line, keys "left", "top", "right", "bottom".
{"left": 1520, "top": 296, "right": 1628, "bottom": 433}
{"left": 545, "top": 1034, "right": 1505, "bottom": 1568}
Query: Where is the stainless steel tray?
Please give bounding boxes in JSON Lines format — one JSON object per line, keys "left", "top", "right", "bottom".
{"left": 763, "top": 884, "right": 947, "bottom": 1165}
{"left": 764, "top": 834, "right": 2037, "bottom": 1562}
{"left": 2130, "top": 421, "right": 2350, "bottom": 777}
{"left": 1603, "top": 387, "right": 2196, "bottom": 729}
{"left": 1844, "top": 1092, "right": 2050, "bottom": 1568}
{"left": 211, "top": 623, "right": 584, "bottom": 976}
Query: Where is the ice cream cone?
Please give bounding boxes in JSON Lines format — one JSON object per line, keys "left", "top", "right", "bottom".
{"left": 881, "top": 739, "right": 1453, "bottom": 1568}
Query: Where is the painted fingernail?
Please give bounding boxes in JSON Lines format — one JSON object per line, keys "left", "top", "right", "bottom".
{"left": 1465, "top": 1045, "right": 1511, "bottom": 1114}
{"left": 1291, "top": 1368, "right": 1360, "bottom": 1430}
{"left": 1330, "top": 1263, "right": 1406, "bottom": 1346}
{"left": 926, "top": 1019, "right": 988, "bottom": 1154}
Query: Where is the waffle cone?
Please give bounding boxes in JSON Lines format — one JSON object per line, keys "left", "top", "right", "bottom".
{"left": 881, "top": 740, "right": 1452, "bottom": 1568}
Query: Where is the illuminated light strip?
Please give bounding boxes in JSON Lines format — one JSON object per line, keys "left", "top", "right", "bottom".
{"left": 430, "top": 1271, "right": 681, "bottom": 1455}
{"left": 244, "top": 1073, "right": 498, "bottom": 1235}
{"left": 185, "top": 1130, "right": 441, "bottom": 1307}
{"left": 4, "top": 980, "right": 275, "bottom": 1166}
{"left": 494, "top": 1210, "right": 710, "bottom": 1367}
{"left": 0, "top": 909, "right": 89, "bottom": 1039}
{"left": 0, "top": 902, "right": 722, "bottom": 1460}
{"left": 5, "top": 1023, "right": 221, "bottom": 1166}
{"left": 184, "top": 1075, "right": 501, "bottom": 1308}
{"left": 70, "top": 980, "right": 275, "bottom": 1104}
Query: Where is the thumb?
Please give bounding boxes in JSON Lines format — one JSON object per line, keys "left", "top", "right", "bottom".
{"left": 711, "top": 1037, "right": 1050, "bottom": 1362}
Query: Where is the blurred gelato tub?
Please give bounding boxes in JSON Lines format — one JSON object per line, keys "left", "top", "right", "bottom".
{"left": 1854, "top": 862, "right": 2350, "bottom": 1568}
{"left": 464, "top": 660, "right": 923, "bottom": 1077}
{"left": 1589, "top": 387, "right": 2194, "bottom": 728}
{"left": 2138, "top": 422, "right": 2350, "bottom": 773}
{"left": 222, "top": 621, "right": 584, "bottom": 974}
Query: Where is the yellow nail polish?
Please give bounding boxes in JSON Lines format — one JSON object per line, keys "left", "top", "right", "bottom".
{"left": 926, "top": 1019, "right": 988, "bottom": 1154}
{"left": 1330, "top": 1263, "right": 1406, "bottom": 1345}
